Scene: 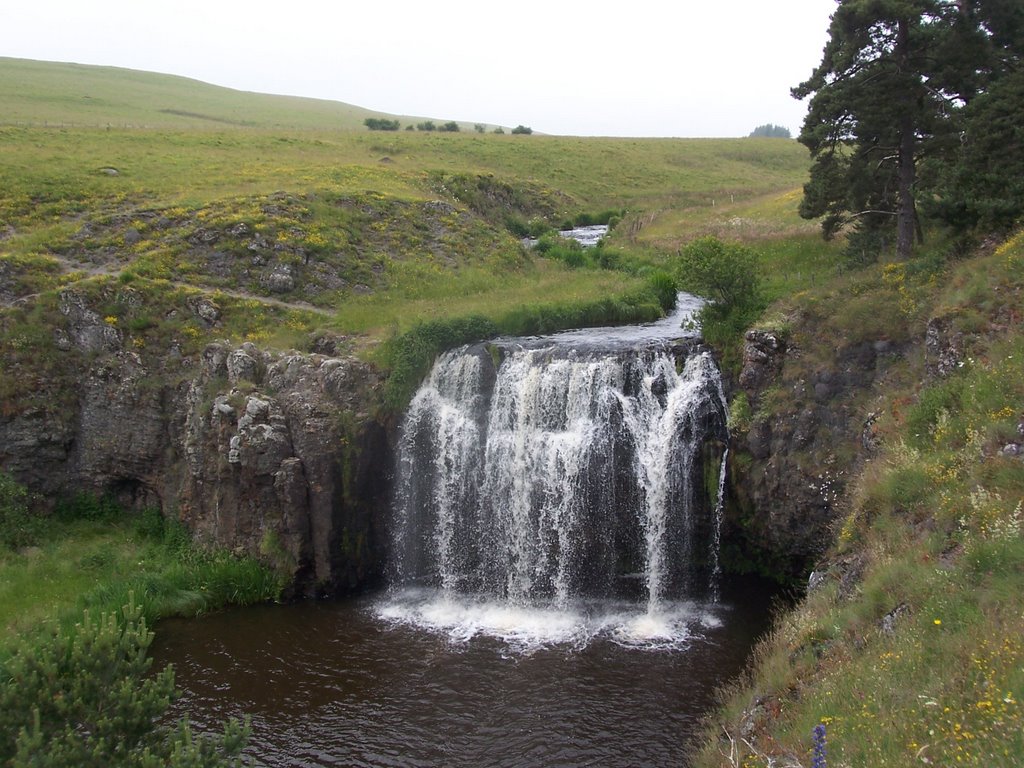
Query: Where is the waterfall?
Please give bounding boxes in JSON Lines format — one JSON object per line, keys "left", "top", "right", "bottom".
{"left": 390, "top": 339, "right": 729, "bottom": 617}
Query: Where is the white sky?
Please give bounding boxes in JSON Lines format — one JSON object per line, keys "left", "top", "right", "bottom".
{"left": 1, "top": 0, "right": 837, "bottom": 137}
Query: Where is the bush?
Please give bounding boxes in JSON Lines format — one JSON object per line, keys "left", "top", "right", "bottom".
{"left": 0, "top": 472, "right": 40, "bottom": 551}
{"left": 511, "top": 125, "right": 533, "bottom": 135}
{"left": 676, "top": 236, "right": 762, "bottom": 310}
{"left": 534, "top": 235, "right": 587, "bottom": 267}
{"left": 572, "top": 209, "right": 625, "bottom": 227}
{"left": 379, "top": 281, "right": 675, "bottom": 411}
{"left": 54, "top": 492, "right": 121, "bottom": 523}
{"left": 646, "top": 271, "right": 678, "bottom": 312}
{"left": 0, "top": 597, "right": 249, "bottom": 766}
{"left": 675, "top": 236, "right": 765, "bottom": 370}
{"left": 415, "top": 121, "right": 436, "bottom": 132}
{"left": 363, "top": 118, "right": 401, "bottom": 131}
{"left": 438, "top": 121, "right": 460, "bottom": 133}
{"left": 497, "top": 291, "right": 663, "bottom": 337}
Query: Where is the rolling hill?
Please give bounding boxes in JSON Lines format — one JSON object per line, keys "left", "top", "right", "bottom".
{"left": 0, "top": 56, "right": 453, "bottom": 131}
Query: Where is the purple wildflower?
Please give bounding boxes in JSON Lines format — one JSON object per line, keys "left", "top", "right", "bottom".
{"left": 812, "top": 723, "right": 827, "bottom": 768}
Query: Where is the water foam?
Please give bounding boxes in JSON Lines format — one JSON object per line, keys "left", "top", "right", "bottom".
{"left": 375, "top": 589, "right": 721, "bottom": 653}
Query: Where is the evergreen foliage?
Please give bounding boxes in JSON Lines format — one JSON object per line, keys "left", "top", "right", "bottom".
{"left": 511, "top": 125, "right": 533, "bottom": 135}
{"left": 748, "top": 124, "right": 791, "bottom": 139}
{"left": 793, "top": 0, "right": 1024, "bottom": 261}
{"left": 362, "top": 118, "right": 401, "bottom": 131}
{"left": 0, "top": 597, "right": 249, "bottom": 766}
{"left": 438, "top": 121, "right": 460, "bottom": 132}
{"left": 930, "top": 70, "right": 1024, "bottom": 232}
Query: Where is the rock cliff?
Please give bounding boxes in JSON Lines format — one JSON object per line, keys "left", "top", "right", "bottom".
{"left": 0, "top": 288, "right": 390, "bottom": 596}
{"left": 723, "top": 324, "right": 912, "bottom": 582}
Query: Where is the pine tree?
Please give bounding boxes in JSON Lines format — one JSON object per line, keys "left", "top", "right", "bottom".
{"left": 793, "top": 1, "right": 968, "bottom": 260}
{"left": 0, "top": 597, "right": 249, "bottom": 767}
{"left": 795, "top": 1, "right": 1024, "bottom": 258}
{"left": 929, "top": 0, "right": 1024, "bottom": 231}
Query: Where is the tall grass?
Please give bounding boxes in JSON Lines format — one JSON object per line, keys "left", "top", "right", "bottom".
{"left": 377, "top": 275, "right": 674, "bottom": 410}
{"left": 0, "top": 506, "right": 283, "bottom": 647}
{"left": 694, "top": 231, "right": 1024, "bottom": 767}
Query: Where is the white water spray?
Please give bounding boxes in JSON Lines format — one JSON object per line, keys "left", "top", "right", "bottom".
{"left": 386, "top": 309, "right": 729, "bottom": 647}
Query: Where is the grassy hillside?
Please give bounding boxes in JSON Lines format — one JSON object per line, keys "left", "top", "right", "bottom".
{"left": 2, "top": 55, "right": 1023, "bottom": 768}
{"left": 0, "top": 59, "right": 812, "bottom": 355}
{"left": 0, "top": 57, "right": 427, "bottom": 131}
{"left": 0, "top": 58, "right": 819, "bottom": 630}
{"left": 695, "top": 232, "right": 1024, "bottom": 767}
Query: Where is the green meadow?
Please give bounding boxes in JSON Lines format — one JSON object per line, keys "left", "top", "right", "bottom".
{"left": 0, "top": 57, "right": 813, "bottom": 358}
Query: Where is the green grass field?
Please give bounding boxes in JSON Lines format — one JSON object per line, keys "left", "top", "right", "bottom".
{"left": 0, "top": 56, "right": 426, "bottom": 131}
{"left": 0, "top": 57, "right": 815, "bottom": 361}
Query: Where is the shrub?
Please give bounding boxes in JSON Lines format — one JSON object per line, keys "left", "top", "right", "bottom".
{"left": 363, "top": 118, "right": 401, "bottom": 131}
{"left": 675, "top": 236, "right": 766, "bottom": 370}
{"left": 646, "top": 271, "right": 678, "bottom": 312}
{"left": 0, "top": 597, "right": 249, "bottom": 766}
{"left": 676, "top": 236, "right": 762, "bottom": 311}
{"left": 54, "top": 491, "right": 122, "bottom": 522}
{"left": 416, "top": 121, "right": 436, "bottom": 132}
{"left": 535, "top": 235, "right": 587, "bottom": 268}
{"left": 380, "top": 316, "right": 500, "bottom": 410}
{"left": 572, "top": 209, "right": 624, "bottom": 227}
{"left": 474, "top": 124, "right": 486, "bottom": 133}
{"left": 438, "top": 121, "right": 460, "bottom": 133}
{"left": 379, "top": 282, "right": 674, "bottom": 411}
{"left": 511, "top": 125, "right": 533, "bottom": 135}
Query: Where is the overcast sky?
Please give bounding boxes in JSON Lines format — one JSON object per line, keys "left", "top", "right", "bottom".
{"left": 2, "top": 0, "right": 837, "bottom": 137}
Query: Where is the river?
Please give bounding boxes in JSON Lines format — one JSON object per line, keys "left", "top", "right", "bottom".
{"left": 154, "top": 576, "right": 776, "bottom": 767}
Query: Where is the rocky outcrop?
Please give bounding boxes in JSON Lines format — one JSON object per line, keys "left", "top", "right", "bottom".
{"left": 177, "top": 342, "right": 389, "bottom": 595}
{"left": 737, "top": 330, "right": 786, "bottom": 400}
{"left": 0, "top": 288, "right": 390, "bottom": 596}
{"left": 724, "top": 324, "right": 908, "bottom": 581}
{"left": 924, "top": 314, "right": 964, "bottom": 378}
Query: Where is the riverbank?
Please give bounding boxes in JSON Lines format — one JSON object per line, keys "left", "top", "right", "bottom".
{"left": 0, "top": 503, "right": 283, "bottom": 648}
{"left": 694, "top": 231, "right": 1024, "bottom": 767}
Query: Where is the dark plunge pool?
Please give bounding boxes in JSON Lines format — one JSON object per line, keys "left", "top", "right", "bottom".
{"left": 152, "top": 577, "right": 777, "bottom": 768}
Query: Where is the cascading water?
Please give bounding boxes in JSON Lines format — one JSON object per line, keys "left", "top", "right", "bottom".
{"left": 153, "top": 297, "right": 770, "bottom": 768}
{"left": 381, "top": 296, "right": 730, "bottom": 649}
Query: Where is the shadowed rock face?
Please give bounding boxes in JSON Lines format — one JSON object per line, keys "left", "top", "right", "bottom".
{"left": 724, "top": 325, "right": 911, "bottom": 583}
{"left": 177, "top": 342, "right": 390, "bottom": 597}
{"left": 0, "top": 325, "right": 390, "bottom": 596}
